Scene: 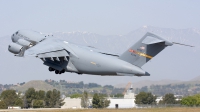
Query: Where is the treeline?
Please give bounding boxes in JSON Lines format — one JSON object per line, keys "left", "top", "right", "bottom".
{"left": 70, "top": 93, "right": 124, "bottom": 99}
{"left": 135, "top": 91, "right": 200, "bottom": 107}
{"left": 0, "top": 80, "right": 124, "bottom": 96}
{"left": 0, "top": 88, "right": 64, "bottom": 109}
{"left": 0, "top": 82, "right": 26, "bottom": 92}
{"left": 44, "top": 79, "right": 124, "bottom": 95}
{"left": 73, "top": 91, "right": 110, "bottom": 108}
{"left": 45, "top": 79, "right": 114, "bottom": 89}
{"left": 134, "top": 83, "right": 200, "bottom": 96}
{"left": 181, "top": 94, "right": 200, "bottom": 106}
{"left": 135, "top": 92, "right": 180, "bottom": 105}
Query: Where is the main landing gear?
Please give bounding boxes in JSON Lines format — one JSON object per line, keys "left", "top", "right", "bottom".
{"left": 48, "top": 67, "right": 65, "bottom": 74}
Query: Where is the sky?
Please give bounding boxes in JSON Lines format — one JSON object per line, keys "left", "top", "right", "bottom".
{"left": 0, "top": 0, "right": 200, "bottom": 85}
{"left": 0, "top": 0, "right": 200, "bottom": 36}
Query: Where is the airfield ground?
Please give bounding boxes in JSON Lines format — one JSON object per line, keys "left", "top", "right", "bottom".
{"left": 0, "top": 108, "right": 200, "bottom": 112}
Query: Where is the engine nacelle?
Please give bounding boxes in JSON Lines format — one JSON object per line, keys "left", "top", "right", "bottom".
{"left": 8, "top": 43, "right": 23, "bottom": 54}
{"left": 17, "top": 39, "right": 33, "bottom": 47}
{"left": 11, "top": 30, "right": 46, "bottom": 44}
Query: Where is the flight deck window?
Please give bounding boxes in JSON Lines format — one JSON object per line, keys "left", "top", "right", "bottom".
{"left": 16, "top": 32, "right": 18, "bottom": 34}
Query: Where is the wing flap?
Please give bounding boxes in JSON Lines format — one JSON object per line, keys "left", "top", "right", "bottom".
{"left": 24, "top": 38, "right": 78, "bottom": 58}
{"left": 37, "top": 50, "right": 69, "bottom": 58}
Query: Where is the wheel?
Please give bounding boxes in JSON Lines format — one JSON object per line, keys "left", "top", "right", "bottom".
{"left": 49, "top": 67, "right": 55, "bottom": 71}
{"left": 55, "top": 70, "right": 59, "bottom": 74}
{"left": 61, "top": 69, "right": 65, "bottom": 73}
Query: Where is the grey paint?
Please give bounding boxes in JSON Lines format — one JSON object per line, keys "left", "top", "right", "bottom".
{"left": 119, "top": 32, "right": 173, "bottom": 67}
{"left": 8, "top": 30, "right": 174, "bottom": 76}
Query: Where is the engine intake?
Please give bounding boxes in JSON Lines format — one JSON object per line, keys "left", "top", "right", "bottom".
{"left": 8, "top": 43, "right": 23, "bottom": 54}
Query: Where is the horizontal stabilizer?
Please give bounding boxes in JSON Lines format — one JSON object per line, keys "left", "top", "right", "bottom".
{"left": 172, "top": 42, "right": 194, "bottom": 47}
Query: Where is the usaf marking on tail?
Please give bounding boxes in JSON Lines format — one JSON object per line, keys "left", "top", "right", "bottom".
{"left": 8, "top": 30, "right": 193, "bottom": 76}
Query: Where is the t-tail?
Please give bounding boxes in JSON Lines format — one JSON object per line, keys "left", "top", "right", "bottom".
{"left": 119, "top": 32, "right": 173, "bottom": 67}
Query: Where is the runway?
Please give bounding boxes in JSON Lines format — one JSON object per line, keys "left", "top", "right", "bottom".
{"left": 1, "top": 108, "right": 200, "bottom": 112}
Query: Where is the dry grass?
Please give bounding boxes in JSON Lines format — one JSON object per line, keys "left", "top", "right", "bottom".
{"left": 2, "top": 108, "right": 200, "bottom": 112}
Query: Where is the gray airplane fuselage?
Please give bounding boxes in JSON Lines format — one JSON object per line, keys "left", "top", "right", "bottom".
{"left": 9, "top": 30, "right": 175, "bottom": 76}
{"left": 66, "top": 42, "right": 146, "bottom": 76}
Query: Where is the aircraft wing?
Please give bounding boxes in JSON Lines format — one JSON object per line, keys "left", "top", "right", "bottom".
{"left": 24, "top": 38, "right": 78, "bottom": 58}
{"left": 77, "top": 45, "right": 119, "bottom": 57}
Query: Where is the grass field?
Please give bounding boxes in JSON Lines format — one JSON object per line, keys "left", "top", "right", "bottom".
{"left": 1, "top": 108, "right": 200, "bottom": 112}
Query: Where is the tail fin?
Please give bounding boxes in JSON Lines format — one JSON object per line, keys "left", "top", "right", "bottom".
{"left": 119, "top": 32, "right": 173, "bottom": 67}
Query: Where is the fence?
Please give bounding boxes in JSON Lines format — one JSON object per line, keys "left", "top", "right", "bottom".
{"left": 136, "top": 104, "right": 200, "bottom": 108}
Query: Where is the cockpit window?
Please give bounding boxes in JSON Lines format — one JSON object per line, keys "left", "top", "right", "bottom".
{"left": 16, "top": 32, "right": 18, "bottom": 35}
{"left": 12, "top": 34, "right": 14, "bottom": 36}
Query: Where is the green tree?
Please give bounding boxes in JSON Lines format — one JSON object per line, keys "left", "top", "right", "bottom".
{"left": 0, "top": 90, "right": 18, "bottom": 106}
{"left": 70, "top": 93, "right": 82, "bottom": 98}
{"left": 15, "top": 98, "right": 23, "bottom": 107}
{"left": 92, "top": 93, "right": 100, "bottom": 108}
{"left": 104, "top": 99, "right": 110, "bottom": 108}
{"left": 160, "top": 93, "right": 176, "bottom": 104}
{"left": 45, "top": 89, "right": 64, "bottom": 108}
{"left": 35, "top": 90, "right": 45, "bottom": 100}
{"left": 38, "top": 90, "right": 45, "bottom": 100}
{"left": 0, "top": 101, "right": 7, "bottom": 109}
{"left": 23, "top": 96, "right": 28, "bottom": 108}
{"left": 181, "top": 94, "right": 200, "bottom": 106}
{"left": 33, "top": 100, "right": 44, "bottom": 108}
{"left": 103, "top": 85, "right": 114, "bottom": 89}
{"left": 140, "top": 86, "right": 148, "bottom": 92}
{"left": 99, "top": 95, "right": 110, "bottom": 108}
{"left": 181, "top": 96, "right": 196, "bottom": 106}
{"left": 92, "top": 93, "right": 110, "bottom": 108}
{"left": 25, "top": 88, "right": 36, "bottom": 108}
{"left": 45, "top": 90, "right": 53, "bottom": 107}
{"left": 81, "top": 91, "right": 89, "bottom": 108}
{"left": 135, "top": 92, "right": 156, "bottom": 104}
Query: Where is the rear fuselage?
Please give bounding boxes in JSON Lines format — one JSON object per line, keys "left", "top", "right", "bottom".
{"left": 66, "top": 42, "right": 146, "bottom": 76}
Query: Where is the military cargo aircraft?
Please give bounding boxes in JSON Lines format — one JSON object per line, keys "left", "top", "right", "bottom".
{"left": 8, "top": 30, "right": 193, "bottom": 76}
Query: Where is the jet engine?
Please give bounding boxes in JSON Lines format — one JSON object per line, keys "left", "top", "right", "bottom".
{"left": 8, "top": 43, "right": 23, "bottom": 54}
{"left": 17, "top": 39, "right": 33, "bottom": 47}
{"left": 11, "top": 30, "right": 46, "bottom": 45}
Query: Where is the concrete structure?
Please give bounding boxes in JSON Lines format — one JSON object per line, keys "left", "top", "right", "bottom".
{"left": 156, "top": 96, "right": 163, "bottom": 104}
{"left": 8, "top": 106, "right": 21, "bottom": 109}
{"left": 107, "top": 99, "right": 136, "bottom": 108}
{"left": 61, "top": 97, "right": 81, "bottom": 109}
{"left": 124, "top": 85, "right": 135, "bottom": 99}
{"left": 108, "top": 85, "right": 136, "bottom": 108}
{"left": 62, "top": 86, "right": 137, "bottom": 109}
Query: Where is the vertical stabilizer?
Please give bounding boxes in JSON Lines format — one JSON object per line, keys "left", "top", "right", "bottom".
{"left": 119, "top": 32, "right": 173, "bottom": 67}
